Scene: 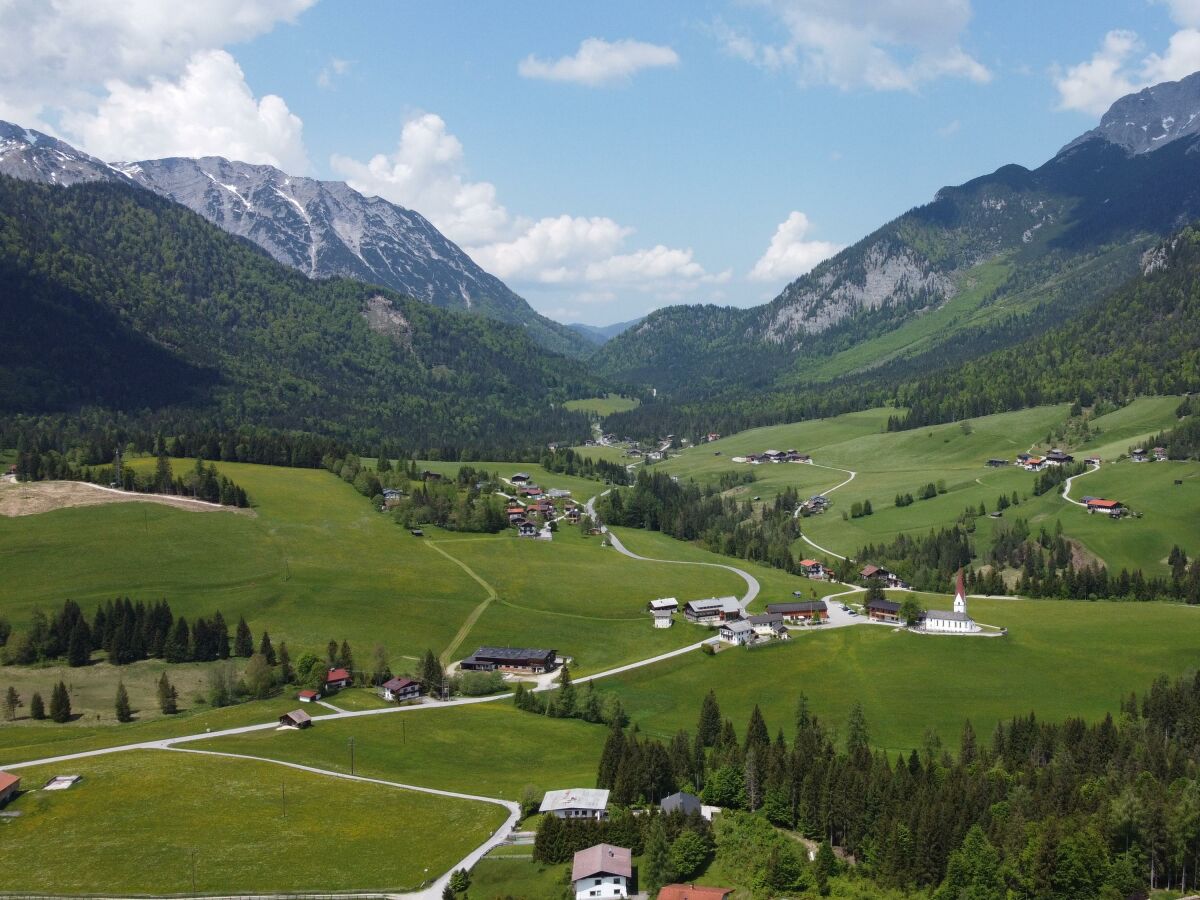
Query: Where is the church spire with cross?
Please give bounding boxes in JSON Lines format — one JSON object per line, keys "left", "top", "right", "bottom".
{"left": 953, "top": 568, "right": 967, "bottom": 614}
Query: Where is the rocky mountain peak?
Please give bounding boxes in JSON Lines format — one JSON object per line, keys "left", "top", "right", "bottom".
{"left": 0, "top": 121, "right": 135, "bottom": 187}
{"left": 1060, "top": 70, "right": 1200, "bottom": 156}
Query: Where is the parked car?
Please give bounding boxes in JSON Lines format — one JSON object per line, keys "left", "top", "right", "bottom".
{"left": 847, "top": 610, "right": 857, "bottom": 617}
{"left": 793, "top": 590, "right": 805, "bottom": 597}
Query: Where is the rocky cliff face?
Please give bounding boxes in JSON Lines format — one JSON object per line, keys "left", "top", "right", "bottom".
{"left": 0, "top": 123, "right": 588, "bottom": 357}
{"left": 0, "top": 122, "right": 135, "bottom": 187}
{"left": 1061, "top": 70, "right": 1200, "bottom": 156}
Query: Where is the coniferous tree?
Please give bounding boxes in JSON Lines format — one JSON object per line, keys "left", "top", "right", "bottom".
{"left": 556, "top": 664, "right": 576, "bottom": 717}
{"left": 29, "top": 691, "right": 45, "bottom": 720}
{"left": 115, "top": 681, "right": 132, "bottom": 722}
{"left": 3, "top": 686, "right": 20, "bottom": 721}
{"left": 234, "top": 616, "right": 254, "bottom": 657}
{"left": 67, "top": 618, "right": 92, "bottom": 667}
{"left": 259, "top": 631, "right": 276, "bottom": 666}
{"left": 326, "top": 639, "right": 339, "bottom": 667}
{"left": 371, "top": 644, "right": 391, "bottom": 686}
{"left": 49, "top": 680, "right": 71, "bottom": 722}
{"left": 164, "top": 617, "right": 190, "bottom": 663}
{"left": 597, "top": 718, "right": 627, "bottom": 790}
{"left": 338, "top": 640, "right": 353, "bottom": 672}
{"left": 745, "top": 704, "right": 770, "bottom": 753}
{"left": 419, "top": 649, "right": 443, "bottom": 697}
{"left": 157, "top": 671, "right": 178, "bottom": 714}
{"left": 643, "top": 817, "right": 674, "bottom": 894}
{"left": 212, "top": 611, "right": 230, "bottom": 659}
{"left": 698, "top": 689, "right": 721, "bottom": 747}
{"left": 277, "top": 642, "right": 293, "bottom": 684}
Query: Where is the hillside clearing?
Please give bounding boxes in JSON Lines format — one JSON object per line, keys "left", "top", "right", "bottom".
{"left": 0, "top": 478, "right": 253, "bottom": 518}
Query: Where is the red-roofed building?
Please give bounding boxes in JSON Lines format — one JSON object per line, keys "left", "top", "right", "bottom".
{"left": 0, "top": 771, "right": 20, "bottom": 807}
{"left": 657, "top": 886, "right": 733, "bottom": 900}
{"left": 1086, "top": 498, "right": 1124, "bottom": 516}
{"left": 798, "top": 559, "right": 825, "bottom": 578}
{"left": 297, "top": 689, "right": 320, "bottom": 703}
{"left": 381, "top": 676, "right": 421, "bottom": 702}
{"left": 325, "top": 667, "right": 352, "bottom": 689}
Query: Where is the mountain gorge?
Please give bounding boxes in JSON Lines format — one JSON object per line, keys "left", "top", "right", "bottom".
{"left": 595, "top": 72, "right": 1200, "bottom": 410}
{"left": 0, "top": 123, "right": 589, "bottom": 357}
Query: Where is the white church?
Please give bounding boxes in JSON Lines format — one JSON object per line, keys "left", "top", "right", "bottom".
{"left": 922, "top": 569, "right": 980, "bottom": 633}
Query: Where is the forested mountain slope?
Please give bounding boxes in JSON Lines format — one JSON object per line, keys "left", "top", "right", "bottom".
{"left": 0, "top": 176, "right": 602, "bottom": 449}
{"left": 595, "top": 72, "right": 1200, "bottom": 404}
{"left": 0, "top": 123, "right": 590, "bottom": 357}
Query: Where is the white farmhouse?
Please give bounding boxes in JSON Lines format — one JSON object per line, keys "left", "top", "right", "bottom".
{"left": 540, "top": 788, "right": 610, "bottom": 820}
{"left": 572, "top": 844, "right": 631, "bottom": 900}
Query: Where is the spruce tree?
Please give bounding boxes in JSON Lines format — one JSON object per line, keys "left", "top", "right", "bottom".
{"left": 164, "top": 617, "right": 190, "bottom": 663}
{"left": 745, "top": 704, "right": 770, "bottom": 753}
{"left": 157, "top": 672, "right": 178, "bottom": 714}
{"left": 556, "top": 664, "right": 576, "bottom": 718}
{"left": 67, "top": 618, "right": 92, "bottom": 667}
{"left": 234, "top": 616, "right": 254, "bottom": 657}
{"left": 419, "top": 649, "right": 443, "bottom": 696}
{"left": 3, "top": 686, "right": 20, "bottom": 721}
{"left": 277, "top": 642, "right": 293, "bottom": 684}
{"left": 326, "top": 639, "right": 339, "bottom": 666}
{"left": 49, "top": 680, "right": 71, "bottom": 722}
{"left": 29, "top": 691, "right": 45, "bottom": 720}
{"left": 698, "top": 689, "right": 721, "bottom": 747}
{"left": 115, "top": 681, "right": 132, "bottom": 722}
{"left": 339, "top": 640, "right": 353, "bottom": 672}
{"left": 259, "top": 631, "right": 276, "bottom": 666}
{"left": 597, "top": 718, "right": 627, "bottom": 789}
{"left": 642, "top": 817, "right": 673, "bottom": 894}
{"left": 213, "top": 611, "right": 230, "bottom": 659}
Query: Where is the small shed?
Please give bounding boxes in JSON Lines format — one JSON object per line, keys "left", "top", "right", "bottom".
{"left": 297, "top": 689, "right": 320, "bottom": 703}
{"left": 280, "top": 709, "right": 312, "bottom": 729}
{"left": 0, "top": 771, "right": 21, "bottom": 806}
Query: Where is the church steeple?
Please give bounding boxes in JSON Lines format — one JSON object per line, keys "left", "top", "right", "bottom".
{"left": 953, "top": 568, "right": 967, "bottom": 614}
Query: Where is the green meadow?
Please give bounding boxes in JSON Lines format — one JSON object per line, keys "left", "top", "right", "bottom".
{"left": 199, "top": 702, "right": 602, "bottom": 800}
{"left": 563, "top": 393, "right": 641, "bottom": 416}
{"left": 600, "top": 597, "right": 1200, "bottom": 754}
{"left": 1, "top": 750, "right": 503, "bottom": 894}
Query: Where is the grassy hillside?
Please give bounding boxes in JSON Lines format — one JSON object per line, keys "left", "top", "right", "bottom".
{"left": 2, "top": 750, "right": 503, "bottom": 894}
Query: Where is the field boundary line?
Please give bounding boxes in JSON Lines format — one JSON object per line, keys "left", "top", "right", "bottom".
{"left": 425, "top": 541, "right": 498, "bottom": 665}
{"left": 164, "top": 746, "right": 519, "bottom": 899}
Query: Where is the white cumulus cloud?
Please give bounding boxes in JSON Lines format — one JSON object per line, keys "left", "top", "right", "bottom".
{"left": 317, "top": 57, "right": 352, "bottom": 89}
{"left": 64, "top": 50, "right": 309, "bottom": 172}
{"left": 713, "top": 0, "right": 990, "bottom": 92}
{"left": 749, "top": 211, "right": 842, "bottom": 283}
{"left": 1055, "top": 27, "right": 1200, "bottom": 116}
{"left": 332, "top": 113, "right": 721, "bottom": 301}
{"left": 518, "top": 38, "right": 679, "bottom": 87}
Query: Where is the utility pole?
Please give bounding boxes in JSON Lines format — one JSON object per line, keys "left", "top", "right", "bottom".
{"left": 348, "top": 736, "right": 355, "bottom": 775}
{"left": 281, "top": 779, "right": 286, "bottom": 818}
{"left": 189, "top": 848, "right": 197, "bottom": 894}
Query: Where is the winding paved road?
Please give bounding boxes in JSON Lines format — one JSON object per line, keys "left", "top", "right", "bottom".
{"left": 602, "top": 528, "right": 760, "bottom": 610}
{"left": 1061, "top": 461, "right": 1102, "bottom": 507}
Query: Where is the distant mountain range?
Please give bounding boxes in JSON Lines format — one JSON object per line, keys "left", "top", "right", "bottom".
{"left": 0, "top": 122, "right": 590, "bottom": 357}
{"left": 594, "top": 71, "right": 1200, "bottom": 407}
{"left": 567, "top": 317, "right": 643, "bottom": 345}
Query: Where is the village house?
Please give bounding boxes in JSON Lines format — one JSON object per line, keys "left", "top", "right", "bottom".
{"left": 986, "top": 458, "right": 1009, "bottom": 467}
{"left": 1086, "top": 497, "right": 1124, "bottom": 516}
{"left": 657, "top": 886, "right": 734, "bottom": 900}
{"left": 510, "top": 472, "right": 532, "bottom": 484}
{"left": 649, "top": 598, "right": 679, "bottom": 613}
{"left": 517, "top": 521, "right": 540, "bottom": 538}
{"left": 797, "top": 559, "right": 826, "bottom": 579}
{"left": 660, "top": 791, "right": 702, "bottom": 816}
{"left": 866, "top": 597, "right": 903, "bottom": 623}
{"left": 860, "top": 565, "right": 905, "bottom": 588}
{"left": 683, "top": 597, "right": 742, "bottom": 624}
{"left": 1131, "top": 448, "right": 1149, "bottom": 462}
{"left": 541, "top": 788, "right": 610, "bottom": 820}
{"left": 420, "top": 470, "right": 443, "bottom": 482}
{"left": 1022, "top": 456, "right": 1046, "bottom": 471}
{"left": 519, "top": 485, "right": 544, "bottom": 498}
{"left": 571, "top": 843, "right": 631, "bottom": 899}
{"left": 566, "top": 506, "right": 582, "bottom": 524}
{"left": 461, "top": 646, "right": 558, "bottom": 674}
{"left": 325, "top": 667, "right": 353, "bottom": 690}
{"left": 381, "top": 676, "right": 422, "bottom": 702}
{"left": 652, "top": 609, "right": 674, "bottom": 629}
{"left": 0, "top": 771, "right": 20, "bottom": 807}
{"left": 719, "top": 619, "right": 755, "bottom": 645}
{"left": 279, "top": 709, "right": 312, "bottom": 729}
{"left": 297, "top": 688, "right": 320, "bottom": 703}
{"left": 1086, "top": 455, "right": 1102, "bottom": 467}
{"left": 1045, "top": 449, "right": 1074, "bottom": 465}
{"left": 766, "top": 600, "right": 828, "bottom": 623}
{"left": 507, "top": 506, "right": 527, "bottom": 522}
{"left": 922, "top": 570, "right": 980, "bottom": 633}
{"left": 706, "top": 432, "right": 721, "bottom": 442}
{"left": 746, "top": 613, "right": 790, "bottom": 640}
{"left": 1154, "top": 446, "right": 1168, "bottom": 461}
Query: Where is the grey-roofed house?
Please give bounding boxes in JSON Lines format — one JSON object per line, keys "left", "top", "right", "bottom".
{"left": 461, "top": 646, "right": 558, "bottom": 674}
{"left": 747, "top": 612, "right": 790, "bottom": 639}
{"left": 684, "top": 597, "right": 742, "bottom": 624}
{"left": 541, "top": 788, "right": 610, "bottom": 820}
{"left": 660, "top": 791, "right": 702, "bottom": 816}
{"left": 719, "top": 619, "right": 754, "bottom": 645}
{"left": 571, "top": 843, "right": 631, "bottom": 899}
{"left": 766, "top": 600, "right": 828, "bottom": 622}
{"left": 866, "top": 598, "right": 903, "bottom": 622}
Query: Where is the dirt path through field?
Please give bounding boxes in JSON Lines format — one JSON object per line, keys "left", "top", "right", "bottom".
{"left": 0, "top": 479, "right": 254, "bottom": 518}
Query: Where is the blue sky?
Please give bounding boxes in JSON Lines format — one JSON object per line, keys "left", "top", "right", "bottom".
{"left": 2, "top": 1, "right": 1199, "bottom": 324}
